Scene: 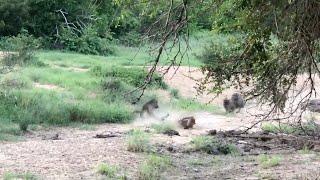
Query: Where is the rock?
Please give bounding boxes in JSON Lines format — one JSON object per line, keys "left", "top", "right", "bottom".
{"left": 208, "top": 129, "right": 217, "bottom": 135}
{"left": 163, "top": 129, "right": 180, "bottom": 136}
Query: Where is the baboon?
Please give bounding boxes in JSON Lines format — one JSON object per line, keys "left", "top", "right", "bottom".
{"left": 223, "top": 98, "right": 235, "bottom": 113}
{"left": 139, "top": 99, "right": 159, "bottom": 118}
{"left": 223, "top": 93, "right": 245, "bottom": 113}
{"left": 178, "top": 116, "right": 196, "bottom": 129}
{"left": 307, "top": 99, "right": 320, "bottom": 113}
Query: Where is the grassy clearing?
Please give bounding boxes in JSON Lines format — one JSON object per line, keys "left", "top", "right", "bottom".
{"left": 190, "top": 136, "right": 239, "bottom": 155}
{"left": 0, "top": 31, "right": 216, "bottom": 139}
{"left": 0, "top": 50, "right": 167, "bottom": 135}
{"left": 257, "top": 154, "right": 282, "bottom": 168}
{"left": 36, "top": 31, "right": 211, "bottom": 68}
{"left": 3, "top": 172, "right": 38, "bottom": 180}
{"left": 126, "top": 129, "right": 151, "bottom": 152}
{"left": 138, "top": 154, "right": 171, "bottom": 180}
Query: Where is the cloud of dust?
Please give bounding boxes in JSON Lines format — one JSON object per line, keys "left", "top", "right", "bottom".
{"left": 131, "top": 105, "right": 191, "bottom": 128}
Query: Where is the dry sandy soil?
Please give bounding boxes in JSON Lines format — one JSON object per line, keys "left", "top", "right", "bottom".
{"left": 1, "top": 66, "right": 320, "bottom": 179}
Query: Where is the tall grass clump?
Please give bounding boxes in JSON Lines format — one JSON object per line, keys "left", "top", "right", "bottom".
{"left": 258, "top": 154, "right": 282, "bottom": 168}
{"left": 0, "top": 89, "right": 134, "bottom": 130}
{"left": 138, "top": 154, "right": 171, "bottom": 180}
{"left": 151, "top": 123, "right": 176, "bottom": 134}
{"left": 97, "top": 163, "right": 118, "bottom": 178}
{"left": 3, "top": 172, "right": 38, "bottom": 180}
{"left": 126, "top": 129, "right": 151, "bottom": 152}
{"left": 190, "top": 136, "right": 238, "bottom": 155}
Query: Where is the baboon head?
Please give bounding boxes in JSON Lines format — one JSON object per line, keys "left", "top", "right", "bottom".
{"left": 149, "top": 99, "right": 159, "bottom": 109}
{"left": 188, "top": 117, "right": 196, "bottom": 127}
{"left": 223, "top": 98, "right": 231, "bottom": 107}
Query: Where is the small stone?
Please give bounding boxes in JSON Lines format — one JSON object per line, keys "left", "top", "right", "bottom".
{"left": 208, "top": 129, "right": 217, "bottom": 135}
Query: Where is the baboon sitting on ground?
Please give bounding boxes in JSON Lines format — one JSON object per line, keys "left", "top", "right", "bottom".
{"left": 223, "top": 93, "right": 245, "bottom": 113}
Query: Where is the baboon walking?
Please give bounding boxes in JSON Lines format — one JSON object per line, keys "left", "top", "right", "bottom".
{"left": 223, "top": 93, "right": 245, "bottom": 113}
{"left": 139, "top": 99, "right": 159, "bottom": 117}
{"left": 135, "top": 99, "right": 169, "bottom": 120}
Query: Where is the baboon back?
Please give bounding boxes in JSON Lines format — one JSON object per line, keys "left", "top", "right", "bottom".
{"left": 231, "top": 93, "right": 245, "bottom": 108}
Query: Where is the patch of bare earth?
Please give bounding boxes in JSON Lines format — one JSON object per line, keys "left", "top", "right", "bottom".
{"left": 33, "top": 82, "right": 64, "bottom": 91}
{"left": 1, "top": 123, "right": 320, "bottom": 179}
{"left": 52, "top": 64, "right": 89, "bottom": 73}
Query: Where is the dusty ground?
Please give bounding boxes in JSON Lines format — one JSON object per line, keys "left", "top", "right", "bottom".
{"left": 1, "top": 66, "right": 320, "bottom": 179}
{"left": 1, "top": 122, "right": 320, "bottom": 179}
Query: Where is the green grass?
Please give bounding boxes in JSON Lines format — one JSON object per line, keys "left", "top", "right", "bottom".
{"left": 188, "top": 158, "right": 207, "bottom": 166}
{"left": 0, "top": 119, "right": 23, "bottom": 141}
{"left": 97, "top": 163, "right": 118, "bottom": 178}
{"left": 35, "top": 31, "right": 211, "bottom": 68}
{"left": 150, "top": 123, "right": 175, "bottom": 134}
{"left": 298, "top": 145, "right": 312, "bottom": 154}
{"left": 169, "top": 88, "right": 180, "bottom": 99}
{"left": 261, "top": 123, "right": 297, "bottom": 134}
{"left": 190, "top": 136, "right": 239, "bottom": 155}
{"left": 0, "top": 31, "right": 216, "bottom": 140}
{"left": 170, "top": 98, "right": 224, "bottom": 113}
{"left": 3, "top": 172, "right": 38, "bottom": 180}
{"left": 258, "top": 154, "right": 282, "bottom": 168}
{"left": 0, "top": 48, "right": 169, "bottom": 134}
{"left": 126, "top": 129, "right": 151, "bottom": 152}
{"left": 138, "top": 154, "right": 171, "bottom": 180}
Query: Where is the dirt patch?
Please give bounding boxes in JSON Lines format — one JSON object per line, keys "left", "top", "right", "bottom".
{"left": 33, "top": 82, "right": 64, "bottom": 91}
{"left": 1, "top": 124, "right": 320, "bottom": 179}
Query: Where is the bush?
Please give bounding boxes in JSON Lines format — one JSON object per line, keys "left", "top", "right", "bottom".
{"left": 117, "top": 31, "right": 142, "bottom": 47}
{"left": 126, "top": 129, "right": 151, "bottom": 152}
{"left": 190, "top": 136, "right": 238, "bottom": 155}
{"left": 0, "top": 31, "right": 42, "bottom": 67}
{"left": 56, "top": 26, "right": 114, "bottom": 56}
{"left": 200, "top": 34, "right": 242, "bottom": 63}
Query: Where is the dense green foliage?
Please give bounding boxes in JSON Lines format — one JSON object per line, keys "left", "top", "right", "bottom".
{"left": 199, "top": 0, "right": 320, "bottom": 113}
{"left": 0, "top": 0, "right": 212, "bottom": 55}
